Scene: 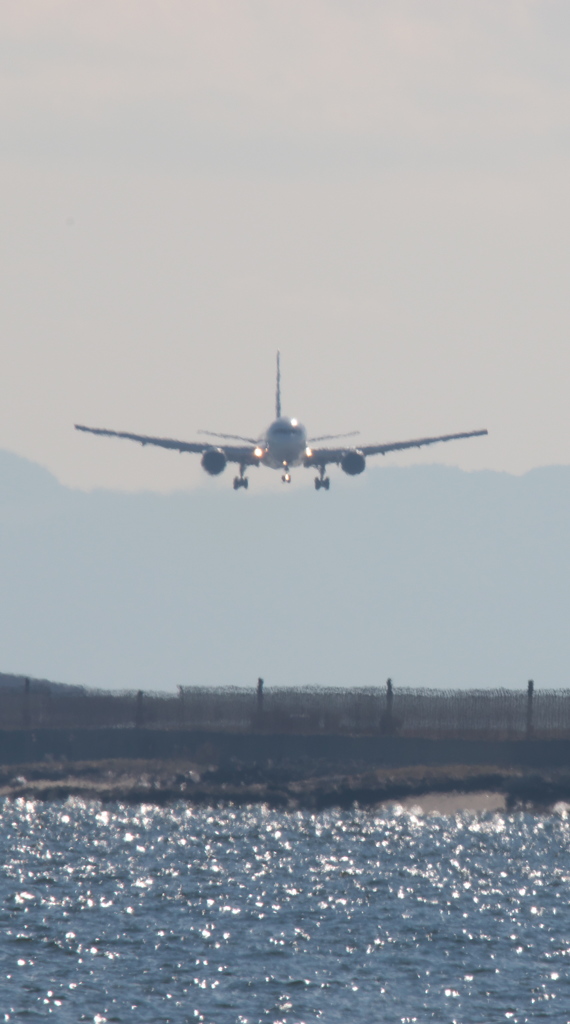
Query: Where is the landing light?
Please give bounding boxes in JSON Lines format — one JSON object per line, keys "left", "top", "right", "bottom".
{"left": 305, "top": 447, "right": 313, "bottom": 457}
{"left": 254, "top": 447, "right": 263, "bottom": 458}
{"left": 291, "top": 418, "right": 298, "bottom": 426}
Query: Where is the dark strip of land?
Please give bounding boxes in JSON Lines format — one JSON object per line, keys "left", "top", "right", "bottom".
{"left": 2, "top": 760, "right": 570, "bottom": 811}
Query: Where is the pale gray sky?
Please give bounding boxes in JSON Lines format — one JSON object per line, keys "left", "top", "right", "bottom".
{"left": 2, "top": 1, "right": 570, "bottom": 491}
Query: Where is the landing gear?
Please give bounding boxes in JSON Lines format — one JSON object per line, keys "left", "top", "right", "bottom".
{"left": 281, "top": 463, "right": 291, "bottom": 484}
{"left": 314, "top": 467, "right": 330, "bottom": 491}
{"left": 233, "top": 465, "right": 249, "bottom": 490}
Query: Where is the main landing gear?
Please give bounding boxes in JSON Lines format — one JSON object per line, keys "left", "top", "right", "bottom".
{"left": 314, "top": 467, "right": 330, "bottom": 490}
{"left": 233, "top": 465, "right": 249, "bottom": 490}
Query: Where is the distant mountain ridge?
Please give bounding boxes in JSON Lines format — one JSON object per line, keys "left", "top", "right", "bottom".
{"left": 1, "top": 449, "right": 569, "bottom": 692}
{"left": 0, "top": 671, "right": 82, "bottom": 693}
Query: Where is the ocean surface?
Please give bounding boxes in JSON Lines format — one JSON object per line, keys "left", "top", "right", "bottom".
{"left": 0, "top": 799, "right": 568, "bottom": 1023}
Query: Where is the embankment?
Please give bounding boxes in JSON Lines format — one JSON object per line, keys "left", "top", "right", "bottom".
{"left": 1, "top": 730, "right": 570, "bottom": 808}
{"left": 1, "top": 728, "right": 570, "bottom": 768}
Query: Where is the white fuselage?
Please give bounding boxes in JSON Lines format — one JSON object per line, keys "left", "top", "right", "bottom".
{"left": 262, "top": 417, "right": 308, "bottom": 469}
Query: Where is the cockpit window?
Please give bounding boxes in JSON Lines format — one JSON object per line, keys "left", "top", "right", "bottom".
{"left": 268, "top": 419, "right": 305, "bottom": 437}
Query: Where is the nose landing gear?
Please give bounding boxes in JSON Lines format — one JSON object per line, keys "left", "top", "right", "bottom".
{"left": 281, "top": 463, "right": 291, "bottom": 483}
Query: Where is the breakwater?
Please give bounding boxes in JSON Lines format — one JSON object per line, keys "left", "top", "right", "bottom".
{"left": 2, "top": 728, "right": 570, "bottom": 810}
{"left": 1, "top": 756, "right": 570, "bottom": 811}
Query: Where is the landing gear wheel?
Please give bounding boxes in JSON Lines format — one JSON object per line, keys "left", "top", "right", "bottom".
{"left": 233, "top": 476, "right": 248, "bottom": 490}
{"left": 314, "top": 477, "right": 321, "bottom": 490}
{"left": 323, "top": 477, "right": 330, "bottom": 490}
{"left": 233, "top": 477, "right": 240, "bottom": 490}
{"left": 243, "top": 477, "right": 249, "bottom": 489}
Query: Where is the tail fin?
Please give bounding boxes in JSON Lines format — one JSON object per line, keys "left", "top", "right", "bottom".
{"left": 275, "top": 351, "right": 281, "bottom": 418}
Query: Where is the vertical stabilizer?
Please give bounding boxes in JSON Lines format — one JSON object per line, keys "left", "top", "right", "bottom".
{"left": 275, "top": 351, "right": 281, "bottom": 418}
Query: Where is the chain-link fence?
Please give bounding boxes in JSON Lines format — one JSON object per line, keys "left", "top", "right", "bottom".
{"left": 1, "top": 678, "right": 569, "bottom": 738}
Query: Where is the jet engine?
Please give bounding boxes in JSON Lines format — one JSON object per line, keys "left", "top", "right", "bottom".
{"left": 201, "top": 447, "right": 227, "bottom": 475}
{"left": 341, "top": 450, "right": 366, "bottom": 475}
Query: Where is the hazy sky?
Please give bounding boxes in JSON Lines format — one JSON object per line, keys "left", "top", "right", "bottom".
{"left": 2, "top": 1, "right": 570, "bottom": 492}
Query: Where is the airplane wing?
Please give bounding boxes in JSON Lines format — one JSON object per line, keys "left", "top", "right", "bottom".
{"left": 74, "top": 425, "right": 257, "bottom": 464}
{"left": 305, "top": 429, "right": 488, "bottom": 466}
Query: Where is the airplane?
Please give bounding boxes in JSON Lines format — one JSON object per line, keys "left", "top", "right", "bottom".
{"left": 75, "top": 353, "right": 488, "bottom": 491}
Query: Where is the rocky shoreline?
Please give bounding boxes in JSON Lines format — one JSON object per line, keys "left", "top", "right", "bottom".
{"left": 1, "top": 759, "right": 570, "bottom": 811}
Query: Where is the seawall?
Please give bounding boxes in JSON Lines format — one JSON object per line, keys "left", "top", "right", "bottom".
{"left": 2, "top": 729, "right": 570, "bottom": 768}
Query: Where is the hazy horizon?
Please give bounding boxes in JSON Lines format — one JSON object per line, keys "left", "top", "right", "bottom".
{"left": 1, "top": 447, "right": 569, "bottom": 693}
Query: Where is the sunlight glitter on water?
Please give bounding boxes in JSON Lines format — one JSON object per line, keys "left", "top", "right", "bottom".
{"left": 0, "top": 799, "right": 568, "bottom": 1022}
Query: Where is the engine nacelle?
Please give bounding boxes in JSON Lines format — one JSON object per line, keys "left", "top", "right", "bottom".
{"left": 341, "top": 449, "right": 366, "bottom": 476}
{"left": 201, "top": 447, "right": 227, "bottom": 476}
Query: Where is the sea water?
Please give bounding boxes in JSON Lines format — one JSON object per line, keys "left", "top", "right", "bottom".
{"left": 0, "top": 798, "right": 568, "bottom": 1023}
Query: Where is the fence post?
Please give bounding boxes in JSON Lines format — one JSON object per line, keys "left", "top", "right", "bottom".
{"left": 526, "top": 679, "right": 534, "bottom": 739}
{"left": 135, "top": 690, "right": 144, "bottom": 729}
{"left": 257, "top": 678, "right": 264, "bottom": 717}
{"left": 381, "top": 678, "right": 393, "bottom": 734}
{"left": 22, "top": 678, "right": 31, "bottom": 730}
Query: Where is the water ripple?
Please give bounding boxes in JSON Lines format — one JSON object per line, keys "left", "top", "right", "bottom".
{"left": 0, "top": 799, "right": 568, "bottom": 1021}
